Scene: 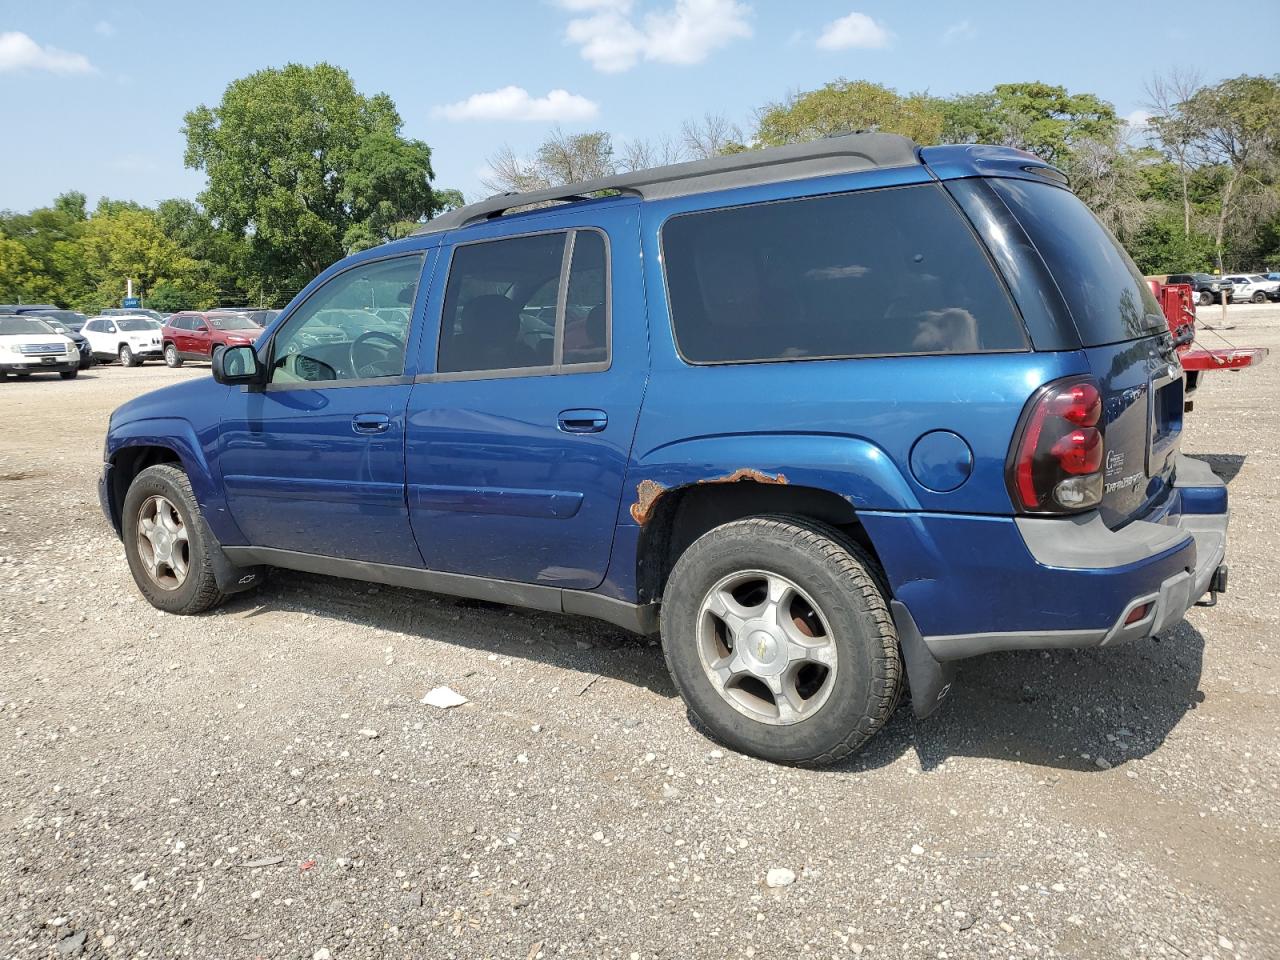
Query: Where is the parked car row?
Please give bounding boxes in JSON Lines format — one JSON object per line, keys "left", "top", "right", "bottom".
{"left": 1221, "top": 274, "right": 1280, "bottom": 303}
{"left": 0, "top": 313, "right": 83, "bottom": 379}
{"left": 1160, "top": 273, "right": 1280, "bottom": 305}
{"left": 0, "top": 304, "right": 282, "bottom": 381}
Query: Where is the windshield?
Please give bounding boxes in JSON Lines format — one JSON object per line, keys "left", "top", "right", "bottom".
{"left": 992, "top": 179, "right": 1165, "bottom": 346}
{"left": 0, "top": 317, "right": 55, "bottom": 335}
{"left": 117, "top": 318, "right": 154, "bottom": 331}
{"left": 26, "top": 310, "right": 83, "bottom": 325}
{"left": 46, "top": 321, "right": 71, "bottom": 334}
{"left": 208, "top": 314, "right": 259, "bottom": 331}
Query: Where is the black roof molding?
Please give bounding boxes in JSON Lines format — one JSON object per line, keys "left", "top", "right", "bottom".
{"left": 414, "top": 131, "right": 921, "bottom": 236}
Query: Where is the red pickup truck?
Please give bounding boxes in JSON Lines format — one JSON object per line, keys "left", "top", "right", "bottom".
{"left": 1149, "top": 281, "right": 1267, "bottom": 410}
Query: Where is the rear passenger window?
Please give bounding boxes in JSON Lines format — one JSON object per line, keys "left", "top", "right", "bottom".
{"left": 563, "top": 231, "right": 608, "bottom": 365}
{"left": 437, "top": 229, "right": 610, "bottom": 376}
{"left": 661, "top": 184, "right": 1027, "bottom": 363}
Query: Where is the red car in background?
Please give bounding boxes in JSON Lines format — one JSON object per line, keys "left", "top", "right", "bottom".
{"left": 162, "top": 311, "right": 261, "bottom": 367}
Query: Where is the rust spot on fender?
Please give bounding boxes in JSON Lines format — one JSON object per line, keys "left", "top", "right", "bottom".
{"left": 630, "top": 469, "right": 789, "bottom": 526}
{"left": 699, "top": 468, "right": 788, "bottom": 488}
{"left": 631, "top": 479, "right": 668, "bottom": 525}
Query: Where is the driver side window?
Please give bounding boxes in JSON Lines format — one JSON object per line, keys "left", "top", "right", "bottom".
{"left": 269, "top": 254, "right": 425, "bottom": 385}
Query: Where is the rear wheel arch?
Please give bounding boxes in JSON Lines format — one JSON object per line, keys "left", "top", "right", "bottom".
{"left": 634, "top": 478, "right": 885, "bottom": 604}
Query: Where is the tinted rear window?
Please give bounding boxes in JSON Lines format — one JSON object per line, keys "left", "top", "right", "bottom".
{"left": 991, "top": 179, "right": 1165, "bottom": 347}
{"left": 661, "top": 183, "right": 1027, "bottom": 363}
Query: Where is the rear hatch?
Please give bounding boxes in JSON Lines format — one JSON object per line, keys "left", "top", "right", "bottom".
{"left": 991, "top": 177, "right": 1181, "bottom": 528}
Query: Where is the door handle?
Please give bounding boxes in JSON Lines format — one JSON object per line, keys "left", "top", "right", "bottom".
{"left": 352, "top": 413, "right": 391, "bottom": 435}
{"left": 557, "top": 408, "right": 608, "bottom": 434}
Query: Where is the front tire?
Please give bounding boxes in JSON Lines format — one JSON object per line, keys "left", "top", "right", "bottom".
{"left": 119, "top": 345, "right": 140, "bottom": 367}
{"left": 60, "top": 369, "right": 78, "bottom": 380}
{"left": 122, "top": 464, "right": 226, "bottom": 615}
{"left": 660, "top": 515, "right": 902, "bottom": 767}
{"left": 164, "top": 344, "right": 183, "bottom": 368}
{"left": 1198, "top": 290, "right": 1212, "bottom": 306}
{"left": 1251, "top": 291, "right": 1266, "bottom": 304}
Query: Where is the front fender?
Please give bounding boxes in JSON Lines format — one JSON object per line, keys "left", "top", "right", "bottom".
{"left": 622, "top": 432, "right": 921, "bottom": 525}
{"left": 107, "top": 418, "right": 244, "bottom": 546}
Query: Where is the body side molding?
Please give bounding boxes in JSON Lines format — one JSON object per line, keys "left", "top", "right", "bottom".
{"left": 221, "top": 546, "right": 659, "bottom": 635}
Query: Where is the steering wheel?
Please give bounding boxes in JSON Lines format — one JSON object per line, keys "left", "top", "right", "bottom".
{"left": 349, "top": 329, "right": 405, "bottom": 378}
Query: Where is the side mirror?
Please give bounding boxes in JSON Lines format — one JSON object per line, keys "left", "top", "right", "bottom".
{"left": 212, "top": 344, "right": 265, "bottom": 388}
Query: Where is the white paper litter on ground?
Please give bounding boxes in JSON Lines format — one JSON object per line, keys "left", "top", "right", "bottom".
{"left": 421, "top": 686, "right": 469, "bottom": 709}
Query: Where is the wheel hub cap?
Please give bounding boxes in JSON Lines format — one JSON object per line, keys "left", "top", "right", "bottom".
{"left": 135, "top": 495, "right": 190, "bottom": 591}
{"left": 696, "top": 569, "right": 839, "bottom": 726}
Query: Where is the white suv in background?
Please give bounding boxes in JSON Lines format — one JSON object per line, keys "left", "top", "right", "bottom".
{"left": 81, "top": 315, "right": 164, "bottom": 366}
{"left": 0, "top": 314, "right": 81, "bottom": 380}
{"left": 1223, "top": 274, "right": 1280, "bottom": 303}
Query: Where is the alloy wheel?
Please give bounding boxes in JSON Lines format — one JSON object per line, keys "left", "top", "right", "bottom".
{"left": 696, "top": 569, "right": 838, "bottom": 725}
{"left": 135, "top": 495, "right": 190, "bottom": 590}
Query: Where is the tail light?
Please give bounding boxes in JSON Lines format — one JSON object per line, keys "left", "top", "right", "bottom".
{"left": 1007, "top": 376, "right": 1105, "bottom": 513}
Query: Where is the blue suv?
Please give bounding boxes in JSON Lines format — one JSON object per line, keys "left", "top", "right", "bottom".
{"left": 99, "top": 133, "right": 1230, "bottom": 766}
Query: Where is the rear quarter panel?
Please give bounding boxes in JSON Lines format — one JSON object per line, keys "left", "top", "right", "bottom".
{"left": 630, "top": 169, "right": 1090, "bottom": 520}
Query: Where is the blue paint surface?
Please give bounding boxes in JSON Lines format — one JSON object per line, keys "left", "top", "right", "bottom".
{"left": 99, "top": 143, "right": 1230, "bottom": 641}
{"left": 909, "top": 431, "right": 973, "bottom": 493}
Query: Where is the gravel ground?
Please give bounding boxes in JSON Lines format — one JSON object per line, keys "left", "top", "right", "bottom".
{"left": 1, "top": 305, "right": 1277, "bottom": 960}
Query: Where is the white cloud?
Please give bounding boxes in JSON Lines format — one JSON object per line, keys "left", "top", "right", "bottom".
{"left": 559, "top": 0, "right": 752, "bottom": 73}
{"left": 94, "top": 20, "right": 117, "bottom": 38}
{"left": 434, "top": 86, "right": 600, "bottom": 123}
{"left": 0, "top": 31, "right": 94, "bottom": 74}
{"left": 815, "top": 12, "right": 891, "bottom": 51}
{"left": 940, "top": 20, "right": 974, "bottom": 44}
{"left": 1125, "top": 109, "right": 1153, "bottom": 130}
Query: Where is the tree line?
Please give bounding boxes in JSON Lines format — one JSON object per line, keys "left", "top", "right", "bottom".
{"left": 488, "top": 75, "right": 1280, "bottom": 280}
{"left": 2, "top": 66, "right": 1277, "bottom": 314}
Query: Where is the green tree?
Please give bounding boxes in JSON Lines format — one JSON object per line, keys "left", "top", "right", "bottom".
{"left": 1125, "top": 210, "right": 1218, "bottom": 274}
{"left": 1176, "top": 75, "right": 1280, "bottom": 271}
{"left": 942, "top": 82, "right": 1119, "bottom": 166}
{"left": 73, "top": 206, "right": 207, "bottom": 309}
{"left": 756, "top": 80, "right": 945, "bottom": 146}
{"left": 183, "top": 63, "right": 440, "bottom": 286}
{"left": 0, "top": 236, "right": 45, "bottom": 303}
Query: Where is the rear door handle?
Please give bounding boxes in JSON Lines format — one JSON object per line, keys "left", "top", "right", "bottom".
{"left": 352, "top": 413, "right": 391, "bottom": 435}
{"left": 557, "top": 408, "right": 608, "bottom": 434}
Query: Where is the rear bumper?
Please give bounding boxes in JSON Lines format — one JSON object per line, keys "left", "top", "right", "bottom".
{"left": 864, "top": 454, "right": 1228, "bottom": 661}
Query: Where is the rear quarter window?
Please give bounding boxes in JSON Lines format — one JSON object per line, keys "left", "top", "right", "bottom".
{"left": 990, "top": 178, "right": 1165, "bottom": 347}
{"left": 661, "top": 183, "right": 1027, "bottom": 364}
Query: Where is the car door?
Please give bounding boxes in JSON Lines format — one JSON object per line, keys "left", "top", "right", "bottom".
{"left": 166, "top": 315, "right": 186, "bottom": 355}
{"left": 404, "top": 205, "right": 647, "bottom": 589}
{"left": 188, "top": 317, "right": 213, "bottom": 359}
{"left": 80, "top": 319, "right": 101, "bottom": 357}
{"left": 90, "top": 319, "right": 119, "bottom": 358}
{"left": 217, "top": 250, "right": 433, "bottom": 566}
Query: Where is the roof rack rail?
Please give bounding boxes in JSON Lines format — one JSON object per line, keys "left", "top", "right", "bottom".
{"left": 414, "top": 131, "right": 920, "bottom": 236}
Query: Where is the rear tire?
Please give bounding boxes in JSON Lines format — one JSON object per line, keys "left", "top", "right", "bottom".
{"left": 122, "top": 464, "right": 226, "bottom": 615}
{"left": 660, "top": 515, "right": 902, "bottom": 767}
{"left": 164, "top": 344, "right": 183, "bottom": 368}
{"left": 119, "top": 345, "right": 140, "bottom": 367}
